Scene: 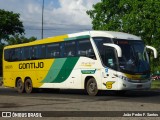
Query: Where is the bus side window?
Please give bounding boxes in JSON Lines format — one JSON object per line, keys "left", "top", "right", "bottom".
{"left": 60, "top": 43, "right": 64, "bottom": 57}
{"left": 46, "top": 43, "right": 60, "bottom": 58}
{"left": 78, "top": 39, "right": 96, "bottom": 59}
{"left": 32, "top": 46, "right": 38, "bottom": 60}
{"left": 52, "top": 43, "right": 60, "bottom": 58}
{"left": 40, "top": 45, "right": 46, "bottom": 59}
{"left": 22, "top": 47, "right": 32, "bottom": 60}
{"left": 47, "top": 44, "right": 54, "bottom": 58}
{"left": 11, "top": 48, "right": 21, "bottom": 61}
{"left": 10, "top": 49, "right": 16, "bottom": 61}
{"left": 64, "top": 41, "right": 76, "bottom": 57}
{"left": 4, "top": 49, "right": 10, "bottom": 61}
{"left": 14, "top": 48, "right": 21, "bottom": 61}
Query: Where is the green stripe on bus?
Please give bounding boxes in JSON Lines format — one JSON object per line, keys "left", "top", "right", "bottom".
{"left": 52, "top": 57, "right": 79, "bottom": 83}
{"left": 42, "top": 57, "right": 79, "bottom": 83}
{"left": 42, "top": 58, "right": 67, "bottom": 83}
{"left": 64, "top": 35, "right": 90, "bottom": 41}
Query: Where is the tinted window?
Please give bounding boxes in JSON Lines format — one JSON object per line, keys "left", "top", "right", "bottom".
{"left": 40, "top": 45, "right": 46, "bottom": 59}
{"left": 64, "top": 41, "right": 76, "bottom": 57}
{"left": 4, "top": 48, "right": 22, "bottom": 61}
{"left": 5, "top": 39, "right": 96, "bottom": 61}
{"left": 114, "top": 39, "right": 150, "bottom": 73}
{"left": 78, "top": 39, "right": 96, "bottom": 59}
{"left": 32, "top": 46, "right": 39, "bottom": 59}
{"left": 101, "top": 46, "right": 118, "bottom": 70}
{"left": 10, "top": 49, "right": 17, "bottom": 61}
{"left": 22, "top": 47, "right": 32, "bottom": 60}
{"left": 13, "top": 48, "right": 22, "bottom": 61}
{"left": 46, "top": 43, "right": 60, "bottom": 58}
{"left": 93, "top": 37, "right": 118, "bottom": 70}
{"left": 4, "top": 49, "right": 10, "bottom": 61}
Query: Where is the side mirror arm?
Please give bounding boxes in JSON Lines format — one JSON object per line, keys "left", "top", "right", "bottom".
{"left": 146, "top": 45, "right": 158, "bottom": 58}
{"left": 103, "top": 43, "right": 122, "bottom": 57}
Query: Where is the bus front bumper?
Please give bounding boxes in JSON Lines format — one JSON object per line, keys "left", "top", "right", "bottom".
{"left": 102, "top": 80, "right": 151, "bottom": 90}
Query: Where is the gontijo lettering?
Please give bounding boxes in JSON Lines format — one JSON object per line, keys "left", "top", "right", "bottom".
{"left": 19, "top": 62, "right": 44, "bottom": 69}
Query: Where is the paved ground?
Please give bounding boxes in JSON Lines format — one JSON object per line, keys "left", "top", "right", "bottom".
{"left": 0, "top": 86, "right": 160, "bottom": 120}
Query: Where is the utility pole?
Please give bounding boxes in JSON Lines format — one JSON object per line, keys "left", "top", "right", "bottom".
{"left": 42, "top": 0, "right": 44, "bottom": 39}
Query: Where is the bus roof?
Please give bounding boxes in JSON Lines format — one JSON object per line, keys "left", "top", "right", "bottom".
{"left": 4, "top": 31, "right": 141, "bottom": 49}
{"left": 68, "top": 31, "right": 141, "bottom": 40}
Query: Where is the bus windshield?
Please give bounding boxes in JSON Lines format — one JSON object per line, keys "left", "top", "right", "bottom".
{"left": 93, "top": 37, "right": 150, "bottom": 74}
{"left": 114, "top": 39, "right": 150, "bottom": 74}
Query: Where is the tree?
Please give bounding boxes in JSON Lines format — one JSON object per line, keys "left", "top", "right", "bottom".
{"left": 0, "top": 9, "right": 24, "bottom": 42}
{"left": 0, "top": 9, "right": 36, "bottom": 76}
{"left": 7, "top": 35, "right": 37, "bottom": 45}
{"left": 87, "top": 0, "right": 160, "bottom": 73}
{"left": 0, "top": 35, "right": 37, "bottom": 76}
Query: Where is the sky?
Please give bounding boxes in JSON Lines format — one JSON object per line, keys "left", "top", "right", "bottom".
{"left": 0, "top": 0, "right": 100, "bottom": 39}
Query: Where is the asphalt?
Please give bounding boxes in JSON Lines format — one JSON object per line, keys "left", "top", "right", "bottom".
{"left": 0, "top": 86, "right": 160, "bottom": 120}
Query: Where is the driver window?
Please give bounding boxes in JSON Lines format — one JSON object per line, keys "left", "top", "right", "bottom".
{"left": 102, "top": 46, "right": 118, "bottom": 70}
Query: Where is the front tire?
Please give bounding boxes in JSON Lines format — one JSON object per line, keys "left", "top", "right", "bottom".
{"left": 86, "top": 78, "right": 98, "bottom": 96}
{"left": 25, "top": 78, "right": 33, "bottom": 94}
{"left": 16, "top": 79, "right": 24, "bottom": 93}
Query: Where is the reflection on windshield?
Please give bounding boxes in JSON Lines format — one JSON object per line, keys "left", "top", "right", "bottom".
{"left": 114, "top": 39, "right": 150, "bottom": 73}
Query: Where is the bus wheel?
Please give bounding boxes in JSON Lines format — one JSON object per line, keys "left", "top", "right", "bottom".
{"left": 16, "top": 79, "right": 24, "bottom": 93}
{"left": 86, "top": 78, "right": 98, "bottom": 96}
{"left": 25, "top": 79, "right": 33, "bottom": 94}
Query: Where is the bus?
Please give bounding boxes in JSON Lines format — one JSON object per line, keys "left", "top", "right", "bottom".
{"left": 3, "top": 31, "right": 157, "bottom": 95}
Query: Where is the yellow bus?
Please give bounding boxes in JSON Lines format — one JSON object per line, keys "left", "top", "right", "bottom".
{"left": 3, "top": 31, "right": 157, "bottom": 95}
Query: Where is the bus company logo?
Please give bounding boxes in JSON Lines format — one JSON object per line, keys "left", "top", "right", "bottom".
{"left": 19, "top": 62, "right": 44, "bottom": 69}
{"left": 81, "top": 62, "right": 95, "bottom": 67}
{"left": 106, "top": 81, "right": 115, "bottom": 89}
{"left": 2, "top": 112, "right": 11, "bottom": 117}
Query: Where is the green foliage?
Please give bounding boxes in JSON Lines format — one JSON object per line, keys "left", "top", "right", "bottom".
{"left": 151, "top": 80, "right": 160, "bottom": 89}
{"left": 0, "top": 9, "right": 24, "bottom": 42}
{"left": 87, "top": 0, "right": 160, "bottom": 73}
{"left": 7, "top": 35, "right": 37, "bottom": 45}
{"left": 0, "top": 9, "right": 37, "bottom": 76}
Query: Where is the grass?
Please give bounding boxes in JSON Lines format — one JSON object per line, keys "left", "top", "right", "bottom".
{"left": 151, "top": 80, "right": 160, "bottom": 89}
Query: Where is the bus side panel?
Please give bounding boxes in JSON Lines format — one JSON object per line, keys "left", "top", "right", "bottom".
{"left": 40, "top": 58, "right": 79, "bottom": 89}
{"left": 74, "top": 57, "right": 102, "bottom": 90}
{"left": 3, "top": 61, "right": 12, "bottom": 87}
{"left": 3, "top": 71, "right": 15, "bottom": 88}
{"left": 40, "top": 57, "right": 102, "bottom": 90}
{"left": 3, "top": 59, "right": 55, "bottom": 88}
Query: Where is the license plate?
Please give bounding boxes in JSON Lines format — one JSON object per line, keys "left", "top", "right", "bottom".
{"left": 137, "top": 85, "right": 142, "bottom": 88}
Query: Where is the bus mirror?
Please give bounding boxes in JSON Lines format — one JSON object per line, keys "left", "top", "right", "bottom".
{"left": 146, "top": 45, "right": 158, "bottom": 58}
{"left": 103, "top": 43, "right": 122, "bottom": 57}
